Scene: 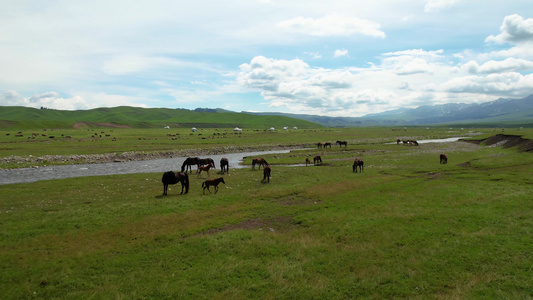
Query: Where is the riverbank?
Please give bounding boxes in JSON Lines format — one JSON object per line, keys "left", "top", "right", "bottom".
{"left": 0, "top": 144, "right": 309, "bottom": 170}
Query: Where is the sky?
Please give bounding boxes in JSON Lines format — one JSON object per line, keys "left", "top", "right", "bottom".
{"left": 1, "top": 0, "right": 533, "bottom": 117}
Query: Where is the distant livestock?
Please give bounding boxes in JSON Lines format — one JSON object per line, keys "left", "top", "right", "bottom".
{"left": 262, "top": 165, "right": 271, "bottom": 183}
{"left": 352, "top": 158, "right": 364, "bottom": 173}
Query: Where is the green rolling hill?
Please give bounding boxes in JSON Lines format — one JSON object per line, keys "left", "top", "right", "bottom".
{"left": 0, "top": 106, "right": 322, "bottom": 130}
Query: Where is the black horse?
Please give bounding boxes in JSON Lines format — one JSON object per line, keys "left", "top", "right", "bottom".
{"left": 220, "top": 158, "right": 229, "bottom": 174}
{"left": 262, "top": 165, "right": 271, "bottom": 183}
{"left": 352, "top": 158, "right": 364, "bottom": 173}
{"left": 162, "top": 171, "right": 189, "bottom": 195}
{"left": 181, "top": 157, "right": 200, "bottom": 173}
{"left": 440, "top": 154, "right": 448, "bottom": 164}
{"left": 198, "top": 158, "right": 216, "bottom": 169}
{"left": 336, "top": 141, "right": 348, "bottom": 147}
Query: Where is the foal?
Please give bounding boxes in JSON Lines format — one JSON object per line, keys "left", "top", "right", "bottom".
{"left": 202, "top": 177, "right": 226, "bottom": 194}
{"left": 197, "top": 163, "right": 214, "bottom": 178}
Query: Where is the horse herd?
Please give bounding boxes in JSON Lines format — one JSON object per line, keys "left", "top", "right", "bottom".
{"left": 161, "top": 147, "right": 449, "bottom": 196}
{"left": 161, "top": 156, "right": 271, "bottom": 196}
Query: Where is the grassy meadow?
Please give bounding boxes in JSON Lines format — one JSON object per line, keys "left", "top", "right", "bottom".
{"left": 1, "top": 126, "right": 533, "bottom": 299}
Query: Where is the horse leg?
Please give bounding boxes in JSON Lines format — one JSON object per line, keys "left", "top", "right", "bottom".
{"left": 163, "top": 184, "right": 168, "bottom": 196}
{"left": 214, "top": 185, "right": 219, "bottom": 194}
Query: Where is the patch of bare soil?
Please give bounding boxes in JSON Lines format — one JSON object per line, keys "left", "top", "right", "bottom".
{"left": 72, "top": 122, "right": 132, "bottom": 129}
{"left": 462, "top": 134, "right": 533, "bottom": 152}
{"left": 197, "top": 216, "right": 300, "bottom": 236}
{"left": 457, "top": 162, "right": 471, "bottom": 168}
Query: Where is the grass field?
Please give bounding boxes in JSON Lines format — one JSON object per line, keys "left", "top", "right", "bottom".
{"left": 1, "top": 127, "right": 533, "bottom": 299}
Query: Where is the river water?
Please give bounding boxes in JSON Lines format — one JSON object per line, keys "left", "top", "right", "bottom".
{"left": 0, "top": 149, "right": 293, "bottom": 185}
{"left": 0, "top": 137, "right": 469, "bottom": 185}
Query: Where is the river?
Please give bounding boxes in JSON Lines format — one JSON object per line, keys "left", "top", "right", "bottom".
{"left": 0, "top": 149, "right": 293, "bottom": 185}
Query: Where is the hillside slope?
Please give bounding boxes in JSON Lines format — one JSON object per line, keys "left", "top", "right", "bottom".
{"left": 0, "top": 106, "right": 321, "bottom": 129}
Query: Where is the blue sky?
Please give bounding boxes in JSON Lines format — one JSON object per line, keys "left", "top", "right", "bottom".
{"left": 1, "top": 0, "right": 532, "bottom": 117}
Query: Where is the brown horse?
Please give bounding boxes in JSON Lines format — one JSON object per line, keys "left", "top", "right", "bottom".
{"left": 313, "top": 155, "right": 322, "bottom": 165}
{"left": 305, "top": 158, "right": 311, "bottom": 166}
{"left": 336, "top": 140, "right": 348, "bottom": 147}
{"left": 202, "top": 177, "right": 225, "bottom": 194}
{"left": 197, "top": 162, "right": 214, "bottom": 178}
{"left": 317, "top": 142, "right": 323, "bottom": 149}
{"left": 352, "top": 158, "right": 364, "bottom": 173}
{"left": 323, "top": 142, "right": 332, "bottom": 148}
{"left": 440, "top": 154, "right": 448, "bottom": 164}
{"left": 161, "top": 171, "right": 189, "bottom": 195}
{"left": 220, "top": 158, "right": 229, "bottom": 174}
{"left": 252, "top": 158, "right": 268, "bottom": 170}
{"left": 262, "top": 165, "right": 271, "bottom": 182}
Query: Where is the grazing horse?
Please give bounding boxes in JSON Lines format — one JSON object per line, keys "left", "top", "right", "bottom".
{"left": 313, "top": 155, "right": 322, "bottom": 165}
{"left": 197, "top": 162, "right": 214, "bottom": 178}
{"left": 262, "top": 165, "right": 271, "bottom": 182}
{"left": 336, "top": 140, "right": 348, "bottom": 147}
{"left": 198, "top": 158, "right": 216, "bottom": 169}
{"left": 323, "top": 142, "right": 332, "bottom": 148}
{"left": 440, "top": 154, "right": 448, "bottom": 164}
{"left": 181, "top": 157, "right": 199, "bottom": 173}
{"left": 202, "top": 177, "right": 225, "bottom": 194}
{"left": 411, "top": 140, "right": 419, "bottom": 146}
{"left": 305, "top": 158, "right": 311, "bottom": 166}
{"left": 161, "top": 171, "right": 189, "bottom": 195}
{"left": 352, "top": 158, "right": 364, "bottom": 173}
{"left": 252, "top": 158, "right": 268, "bottom": 170}
{"left": 220, "top": 158, "right": 229, "bottom": 174}
{"left": 317, "top": 142, "right": 323, "bottom": 149}
{"left": 396, "top": 139, "right": 401, "bottom": 145}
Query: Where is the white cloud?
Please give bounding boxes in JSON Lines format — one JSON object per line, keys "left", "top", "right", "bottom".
{"left": 461, "top": 58, "right": 533, "bottom": 74}
{"left": 424, "top": 0, "right": 461, "bottom": 13}
{"left": 276, "top": 15, "right": 385, "bottom": 38}
{"left": 441, "top": 72, "right": 533, "bottom": 95}
{"left": 485, "top": 14, "right": 533, "bottom": 45}
{"left": 1, "top": 91, "right": 91, "bottom": 110}
{"left": 334, "top": 49, "right": 349, "bottom": 58}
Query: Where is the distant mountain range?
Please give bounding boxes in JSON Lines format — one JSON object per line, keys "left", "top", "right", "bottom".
{"left": 243, "top": 94, "right": 533, "bottom": 127}
{"left": 2, "top": 95, "right": 532, "bottom": 130}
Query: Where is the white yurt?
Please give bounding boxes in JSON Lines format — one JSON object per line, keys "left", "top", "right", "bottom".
{"left": 191, "top": 127, "right": 197, "bottom": 132}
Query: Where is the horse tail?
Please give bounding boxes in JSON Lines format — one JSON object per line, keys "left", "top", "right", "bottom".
{"left": 183, "top": 173, "right": 189, "bottom": 193}
{"left": 181, "top": 161, "right": 186, "bottom": 172}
